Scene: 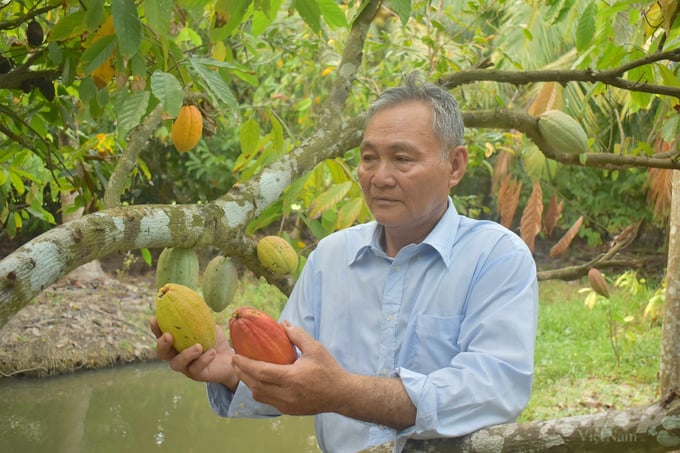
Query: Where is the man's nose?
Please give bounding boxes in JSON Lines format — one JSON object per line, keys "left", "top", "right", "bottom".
{"left": 372, "top": 161, "right": 396, "bottom": 186}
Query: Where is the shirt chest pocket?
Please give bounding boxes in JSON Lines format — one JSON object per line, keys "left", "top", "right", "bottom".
{"left": 402, "top": 314, "right": 464, "bottom": 374}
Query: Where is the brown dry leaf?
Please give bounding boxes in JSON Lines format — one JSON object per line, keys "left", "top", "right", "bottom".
{"left": 520, "top": 181, "right": 543, "bottom": 252}
{"left": 543, "top": 194, "right": 563, "bottom": 237}
{"left": 497, "top": 175, "right": 522, "bottom": 229}
{"left": 644, "top": 166, "right": 672, "bottom": 223}
{"left": 527, "top": 82, "right": 564, "bottom": 116}
{"left": 492, "top": 150, "right": 513, "bottom": 194}
{"left": 550, "top": 215, "right": 584, "bottom": 257}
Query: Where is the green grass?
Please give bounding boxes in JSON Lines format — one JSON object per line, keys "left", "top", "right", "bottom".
{"left": 226, "top": 272, "right": 664, "bottom": 422}
{"left": 522, "top": 278, "right": 662, "bottom": 421}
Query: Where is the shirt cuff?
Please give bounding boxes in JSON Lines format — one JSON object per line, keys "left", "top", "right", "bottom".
{"left": 206, "top": 381, "right": 283, "bottom": 418}
{"left": 396, "top": 367, "right": 435, "bottom": 435}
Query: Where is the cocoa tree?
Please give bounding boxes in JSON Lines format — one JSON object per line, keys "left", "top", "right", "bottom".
{"left": 2, "top": 0, "right": 680, "bottom": 451}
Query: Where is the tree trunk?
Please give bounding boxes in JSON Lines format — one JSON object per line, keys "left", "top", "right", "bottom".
{"left": 362, "top": 391, "right": 680, "bottom": 452}
{"left": 661, "top": 170, "right": 680, "bottom": 395}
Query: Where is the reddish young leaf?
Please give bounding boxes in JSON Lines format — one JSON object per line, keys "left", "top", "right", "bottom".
{"left": 519, "top": 181, "right": 543, "bottom": 252}
{"left": 497, "top": 175, "right": 522, "bottom": 229}
{"left": 549, "top": 215, "right": 584, "bottom": 257}
{"left": 543, "top": 194, "right": 563, "bottom": 237}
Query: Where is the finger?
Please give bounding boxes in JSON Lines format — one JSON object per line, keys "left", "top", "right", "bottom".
{"left": 186, "top": 348, "right": 217, "bottom": 377}
{"left": 232, "top": 355, "right": 285, "bottom": 385}
{"left": 169, "top": 343, "right": 204, "bottom": 373}
{"left": 282, "top": 321, "right": 315, "bottom": 353}
{"left": 156, "top": 332, "right": 177, "bottom": 361}
{"left": 150, "top": 317, "right": 162, "bottom": 338}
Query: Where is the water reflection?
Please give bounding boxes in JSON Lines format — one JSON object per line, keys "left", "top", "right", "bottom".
{"left": 0, "top": 362, "right": 320, "bottom": 453}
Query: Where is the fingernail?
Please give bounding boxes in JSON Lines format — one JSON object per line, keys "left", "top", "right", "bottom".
{"left": 282, "top": 320, "right": 292, "bottom": 328}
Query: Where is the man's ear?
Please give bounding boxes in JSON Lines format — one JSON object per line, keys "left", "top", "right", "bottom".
{"left": 448, "top": 145, "right": 469, "bottom": 187}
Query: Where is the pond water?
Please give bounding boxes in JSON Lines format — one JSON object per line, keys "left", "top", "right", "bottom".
{"left": 0, "top": 362, "right": 320, "bottom": 453}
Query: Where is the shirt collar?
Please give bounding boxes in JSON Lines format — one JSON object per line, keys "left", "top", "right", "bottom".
{"left": 348, "top": 198, "right": 461, "bottom": 267}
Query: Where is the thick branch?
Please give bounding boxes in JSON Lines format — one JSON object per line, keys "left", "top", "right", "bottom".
{"left": 439, "top": 48, "right": 680, "bottom": 99}
{"left": 362, "top": 390, "right": 680, "bottom": 452}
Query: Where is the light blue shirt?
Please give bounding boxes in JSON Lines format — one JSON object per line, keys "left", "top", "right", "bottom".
{"left": 207, "top": 200, "right": 538, "bottom": 452}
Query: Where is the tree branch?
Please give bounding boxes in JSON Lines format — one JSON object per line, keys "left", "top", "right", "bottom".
{"left": 362, "top": 390, "right": 680, "bottom": 452}
{"left": 439, "top": 48, "right": 680, "bottom": 99}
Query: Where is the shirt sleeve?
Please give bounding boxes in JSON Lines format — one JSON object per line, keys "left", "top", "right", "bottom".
{"left": 396, "top": 245, "right": 538, "bottom": 442}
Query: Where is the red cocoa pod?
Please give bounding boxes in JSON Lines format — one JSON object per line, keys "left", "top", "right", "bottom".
{"left": 229, "top": 307, "right": 297, "bottom": 364}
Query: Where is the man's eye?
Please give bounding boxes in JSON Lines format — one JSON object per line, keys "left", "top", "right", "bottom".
{"left": 361, "top": 154, "right": 376, "bottom": 162}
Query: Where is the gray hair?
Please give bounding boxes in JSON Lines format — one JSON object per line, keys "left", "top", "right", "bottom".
{"left": 366, "top": 73, "right": 465, "bottom": 155}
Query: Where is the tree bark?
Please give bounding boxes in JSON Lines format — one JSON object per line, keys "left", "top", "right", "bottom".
{"left": 362, "top": 391, "right": 680, "bottom": 453}
{"left": 661, "top": 170, "right": 680, "bottom": 395}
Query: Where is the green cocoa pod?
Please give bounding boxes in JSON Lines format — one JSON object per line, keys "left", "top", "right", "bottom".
{"left": 156, "top": 283, "right": 216, "bottom": 352}
{"left": 201, "top": 255, "right": 239, "bottom": 312}
{"left": 155, "top": 247, "right": 200, "bottom": 290}
{"left": 537, "top": 109, "right": 588, "bottom": 155}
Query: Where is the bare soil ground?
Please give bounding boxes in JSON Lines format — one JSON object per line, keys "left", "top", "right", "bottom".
{"left": 0, "top": 254, "right": 160, "bottom": 378}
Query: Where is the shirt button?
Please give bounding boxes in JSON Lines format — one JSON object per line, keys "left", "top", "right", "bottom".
{"left": 233, "top": 411, "right": 239, "bottom": 416}
{"left": 381, "top": 368, "right": 388, "bottom": 375}
{"left": 395, "top": 266, "right": 401, "bottom": 272}
{"left": 239, "top": 402, "right": 245, "bottom": 408}
{"left": 386, "top": 314, "right": 393, "bottom": 321}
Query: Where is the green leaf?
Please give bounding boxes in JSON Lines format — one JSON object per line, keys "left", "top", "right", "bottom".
{"left": 294, "top": 0, "right": 321, "bottom": 33}
{"left": 319, "top": 0, "right": 348, "bottom": 29}
{"left": 389, "top": 0, "right": 411, "bottom": 26}
{"left": 117, "top": 91, "right": 151, "bottom": 139}
{"left": 252, "top": 10, "right": 273, "bottom": 36}
{"left": 151, "top": 71, "right": 184, "bottom": 116}
{"left": 240, "top": 118, "right": 261, "bottom": 158}
{"left": 80, "top": 35, "right": 117, "bottom": 74}
{"left": 189, "top": 57, "right": 238, "bottom": 109}
{"left": 112, "top": 0, "right": 142, "bottom": 58}
{"left": 143, "top": 0, "right": 173, "bottom": 39}
{"left": 49, "top": 11, "right": 86, "bottom": 41}
{"left": 140, "top": 248, "right": 153, "bottom": 266}
{"left": 658, "top": 64, "right": 680, "bottom": 87}
{"left": 309, "top": 181, "right": 352, "bottom": 219}
{"left": 335, "top": 197, "right": 363, "bottom": 230}
{"left": 575, "top": 3, "right": 597, "bottom": 51}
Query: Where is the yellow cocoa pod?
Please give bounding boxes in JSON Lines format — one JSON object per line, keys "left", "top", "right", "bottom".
{"left": 155, "top": 283, "right": 216, "bottom": 352}
{"left": 171, "top": 105, "right": 203, "bottom": 152}
{"left": 201, "top": 255, "right": 239, "bottom": 312}
{"left": 537, "top": 109, "right": 588, "bottom": 155}
{"left": 256, "top": 235, "right": 299, "bottom": 275}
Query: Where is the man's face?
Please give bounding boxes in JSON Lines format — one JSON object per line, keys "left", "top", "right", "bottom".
{"left": 358, "top": 101, "right": 467, "bottom": 235}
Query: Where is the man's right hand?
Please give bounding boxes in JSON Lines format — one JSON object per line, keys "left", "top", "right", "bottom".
{"left": 150, "top": 318, "right": 239, "bottom": 391}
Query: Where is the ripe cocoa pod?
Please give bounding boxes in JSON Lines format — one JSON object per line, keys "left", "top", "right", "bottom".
{"left": 201, "top": 255, "right": 239, "bottom": 312}
{"left": 256, "top": 235, "right": 299, "bottom": 275}
{"left": 156, "top": 283, "right": 216, "bottom": 352}
{"left": 229, "top": 307, "right": 297, "bottom": 364}
{"left": 588, "top": 268, "right": 610, "bottom": 299}
{"left": 537, "top": 109, "right": 588, "bottom": 155}
{"left": 171, "top": 105, "right": 203, "bottom": 152}
{"left": 155, "top": 247, "right": 200, "bottom": 290}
